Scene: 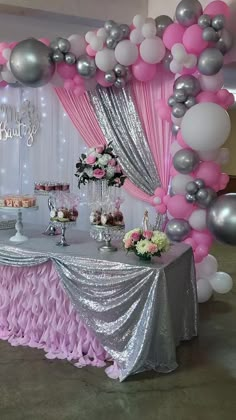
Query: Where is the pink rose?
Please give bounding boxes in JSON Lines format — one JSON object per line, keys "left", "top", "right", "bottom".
{"left": 95, "top": 145, "right": 105, "bottom": 154}
{"left": 147, "top": 243, "right": 158, "bottom": 254}
{"left": 143, "top": 230, "right": 153, "bottom": 240}
{"left": 93, "top": 168, "right": 105, "bottom": 179}
{"left": 124, "top": 238, "right": 133, "bottom": 249}
{"left": 86, "top": 155, "right": 96, "bottom": 165}
{"left": 131, "top": 232, "right": 141, "bottom": 241}
{"left": 115, "top": 165, "right": 122, "bottom": 174}
{"left": 108, "top": 158, "right": 117, "bottom": 167}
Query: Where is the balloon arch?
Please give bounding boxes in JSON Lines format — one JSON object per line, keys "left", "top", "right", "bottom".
{"left": 2, "top": 0, "right": 236, "bottom": 301}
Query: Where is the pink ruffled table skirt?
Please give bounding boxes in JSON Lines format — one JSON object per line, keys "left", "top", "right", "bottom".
{"left": 0, "top": 261, "right": 119, "bottom": 379}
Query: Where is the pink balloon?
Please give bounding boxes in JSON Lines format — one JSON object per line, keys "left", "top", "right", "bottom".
{"left": 154, "top": 187, "right": 166, "bottom": 198}
{"left": 204, "top": 1, "right": 230, "bottom": 19}
{"left": 216, "top": 89, "right": 234, "bottom": 109}
{"left": 39, "top": 38, "right": 50, "bottom": 46}
{"left": 163, "top": 23, "right": 185, "bottom": 51}
{"left": 194, "top": 244, "right": 209, "bottom": 262}
{"left": 196, "top": 161, "right": 221, "bottom": 187}
{"left": 73, "top": 74, "right": 85, "bottom": 86}
{"left": 57, "top": 62, "right": 77, "bottom": 79}
{"left": 196, "top": 91, "right": 220, "bottom": 105}
{"left": 181, "top": 66, "right": 197, "bottom": 75}
{"left": 155, "top": 203, "right": 166, "bottom": 214}
{"left": 0, "top": 42, "right": 8, "bottom": 52}
{"left": 0, "top": 55, "right": 6, "bottom": 65}
{"left": 64, "top": 79, "right": 75, "bottom": 90}
{"left": 156, "top": 99, "right": 172, "bottom": 122}
{"left": 86, "top": 45, "right": 96, "bottom": 57}
{"left": 73, "top": 85, "right": 86, "bottom": 97}
{"left": 184, "top": 238, "right": 197, "bottom": 250}
{"left": 9, "top": 42, "right": 18, "bottom": 49}
{"left": 0, "top": 81, "right": 7, "bottom": 87}
{"left": 132, "top": 59, "right": 157, "bottom": 82}
{"left": 183, "top": 25, "right": 208, "bottom": 55}
{"left": 167, "top": 195, "right": 195, "bottom": 218}
{"left": 95, "top": 70, "right": 113, "bottom": 87}
{"left": 177, "top": 131, "right": 190, "bottom": 148}
{"left": 219, "top": 172, "right": 230, "bottom": 190}
{"left": 191, "top": 230, "right": 213, "bottom": 247}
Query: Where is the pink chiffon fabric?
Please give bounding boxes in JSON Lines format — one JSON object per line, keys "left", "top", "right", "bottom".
{"left": 0, "top": 262, "right": 119, "bottom": 379}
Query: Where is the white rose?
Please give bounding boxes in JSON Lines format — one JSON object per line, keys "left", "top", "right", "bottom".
{"left": 106, "top": 167, "right": 115, "bottom": 179}
{"left": 85, "top": 168, "right": 94, "bottom": 178}
{"left": 98, "top": 154, "right": 110, "bottom": 166}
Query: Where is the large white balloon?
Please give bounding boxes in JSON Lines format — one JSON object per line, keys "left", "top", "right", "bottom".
{"left": 95, "top": 49, "right": 117, "bottom": 72}
{"left": 195, "top": 254, "right": 218, "bottom": 279}
{"left": 140, "top": 37, "right": 166, "bottom": 64}
{"left": 133, "top": 14, "right": 146, "bottom": 29}
{"left": 209, "top": 272, "right": 233, "bottom": 294}
{"left": 68, "top": 34, "right": 87, "bottom": 57}
{"left": 115, "top": 40, "right": 138, "bottom": 66}
{"left": 181, "top": 103, "right": 231, "bottom": 151}
{"left": 130, "top": 29, "right": 144, "bottom": 44}
{"left": 189, "top": 209, "right": 207, "bottom": 231}
{"left": 171, "top": 174, "right": 193, "bottom": 195}
{"left": 197, "top": 278, "right": 213, "bottom": 303}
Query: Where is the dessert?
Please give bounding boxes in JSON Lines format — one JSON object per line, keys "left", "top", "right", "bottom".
{"left": 34, "top": 182, "right": 70, "bottom": 193}
{"left": 0, "top": 195, "right": 36, "bottom": 208}
{"left": 50, "top": 207, "right": 78, "bottom": 222}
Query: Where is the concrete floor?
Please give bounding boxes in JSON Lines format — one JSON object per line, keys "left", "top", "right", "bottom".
{"left": 0, "top": 244, "right": 236, "bottom": 420}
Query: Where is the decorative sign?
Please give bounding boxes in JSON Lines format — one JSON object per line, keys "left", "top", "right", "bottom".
{"left": 0, "top": 100, "right": 40, "bottom": 147}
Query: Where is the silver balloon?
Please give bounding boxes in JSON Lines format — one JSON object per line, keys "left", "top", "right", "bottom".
{"left": 196, "top": 187, "right": 217, "bottom": 208}
{"left": 172, "top": 124, "right": 180, "bottom": 136}
{"left": 114, "top": 63, "right": 126, "bottom": 77}
{"left": 186, "top": 181, "right": 198, "bottom": 195}
{"left": 104, "top": 20, "right": 116, "bottom": 33}
{"left": 76, "top": 55, "right": 96, "bottom": 79}
{"left": 175, "top": 0, "right": 203, "bottom": 27}
{"left": 162, "top": 51, "right": 173, "bottom": 71}
{"left": 202, "top": 27, "right": 219, "bottom": 42}
{"left": 195, "top": 178, "right": 205, "bottom": 189}
{"left": 174, "top": 88, "right": 188, "bottom": 102}
{"left": 207, "top": 194, "right": 236, "bottom": 245}
{"left": 212, "top": 14, "right": 225, "bottom": 31}
{"left": 50, "top": 40, "right": 60, "bottom": 51}
{"left": 10, "top": 38, "right": 55, "bottom": 87}
{"left": 52, "top": 50, "right": 64, "bottom": 63}
{"left": 186, "top": 193, "right": 197, "bottom": 203}
{"left": 155, "top": 15, "right": 173, "bottom": 37}
{"left": 119, "top": 24, "right": 130, "bottom": 38}
{"left": 110, "top": 25, "right": 123, "bottom": 41}
{"left": 173, "top": 149, "right": 200, "bottom": 174}
{"left": 57, "top": 38, "right": 70, "bottom": 54}
{"left": 185, "top": 96, "right": 197, "bottom": 108}
{"left": 198, "top": 48, "right": 223, "bottom": 75}
{"left": 216, "top": 29, "right": 233, "bottom": 55}
{"left": 114, "top": 77, "right": 126, "bottom": 88}
{"left": 168, "top": 95, "right": 176, "bottom": 107}
{"left": 174, "top": 75, "right": 201, "bottom": 96}
{"left": 65, "top": 52, "right": 76, "bottom": 65}
{"left": 198, "top": 14, "right": 211, "bottom": 28}
{"left": 166, "top": 219, "right": 191, "bottom": 242}
{"left": 105, "top": 70, "right": 116, "bottom": 84}
{"left": 172, "top": 103, "right": 187, "bottom": 118}
{"left": 106, "top": 36, "right": 118, "bottom": 49}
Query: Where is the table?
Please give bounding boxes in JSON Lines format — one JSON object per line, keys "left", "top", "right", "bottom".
{"left": 0, "top": 225, "right": 198, "bottom": 381}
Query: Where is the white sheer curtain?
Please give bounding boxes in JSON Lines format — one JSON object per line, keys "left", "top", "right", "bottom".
{"left": 0, "top": 85, "right": 156, "bottom": 231}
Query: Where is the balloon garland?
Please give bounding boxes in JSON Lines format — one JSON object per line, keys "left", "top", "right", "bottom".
{"left": 0, "top": 0, "right": 235, "bottom": 301}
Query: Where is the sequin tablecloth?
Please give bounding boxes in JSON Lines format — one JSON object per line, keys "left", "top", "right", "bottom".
{"left": 0, "top": 226, "right": 198, "bottom": 381}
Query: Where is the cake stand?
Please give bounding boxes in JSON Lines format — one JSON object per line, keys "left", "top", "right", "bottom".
{"left": 90, "top": 224, "right": 125, "bottom": 252}
{"left": 0, "top": 206, "right": 38, "bottom": 243}
{"left": 50, "top": 220, "right": 76, "bottom": 247}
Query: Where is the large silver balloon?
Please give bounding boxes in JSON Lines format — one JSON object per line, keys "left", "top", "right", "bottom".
{"left": 168, "top": 95, "right": 176, "bottom": 107}
{"left": 216, "top": 29, "right": 233, "bottom": 55}
{"left": 50, "top": 40, "right": 60, "bottom": 51}
{"left": 198, "top": 48, "right": 223, "bottom": 75}
{"left": 105, "top": 70, "right": 116, "bottom": 83}
{"left": 104, "top": 20, "right": 116, "bottom": 33}
{"left": 162, "top": 51, "right": 173, "bottom": 71}
{"left": 110, "top": 25, "right": 123, "bottom": 41}
{"left": 186, "top": 181, "right": 198, "bottom": 195}
{"left": 155, "top": 15, "right": 173, "bottom": 37}
{"left": 174, "top": 88, "right": 188, "bottom": 103}
{"left": 106, "top": 36, "right": 118, "bottom": 49}
{"left": 173, "top": 149, "right": 200, "bottom": 174}
{"left": 65, "top": 52, "right": 76, "bottom": 65}
{"left": 185, "top": 96, "right": 197, "bottom": 108}
{"left": 57, "top": 38, "right": 70, "bottom": 53}
{"left": 212, "top": 14, "right": 225, "bottom": 31}
{"left": 202, "top": 27, "right": 219, "bottom": 42}
{"left": 174, "top": 75, "right": 201, "bottom": 96}
{"left": 10, "top": 38, "right": 55, "bottom": 87}
{"left": 207, "top": 194, "right": 236, "bottom": 245}
{"left": 175, "top": 0, "right": 203, "bottom": 27}
{"left": 114, "top": 63, "right": 126, "bottom": 77}
{"left": 196, "top": 187, "right": 217, "bottom": 208}
{"left": 198, "top": 14, "right": 211, "bottom": 29}
{"left": 76, "top": 55, "right": 96, "bottom": 79}
{"left": 52, "top": 50, "right": 64, "bottom": 63}
{"left": 172, "top": 124, "right": 180, "bottom": 136}
{"left": 172, "top": 103, "right": 187, "bottom": 118}
{"left": 119, "top": 24, "right": 130, "bottom": 38}
{"left": 166, "top": 218, "right": 191, "bottom": 242}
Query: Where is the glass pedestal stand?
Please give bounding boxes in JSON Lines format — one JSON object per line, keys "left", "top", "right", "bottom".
{"left": 90, "top": 225, "right": 125, "bottom": 252}
{"left": 0, "top": 207, "right": 38, "bottom": 243}
{"left": 51, "top": 220, "right": 75, "bottom": 247}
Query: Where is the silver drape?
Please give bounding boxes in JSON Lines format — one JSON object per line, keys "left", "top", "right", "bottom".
{"left": 0, "top": 228, "right": 198, "bottom": 381}
{"left": 88, "top": 85, "right": 161, "bottom": 196}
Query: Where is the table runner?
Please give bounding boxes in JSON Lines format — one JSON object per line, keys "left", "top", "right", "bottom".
{"left": 0, "top": 227, "right": 198, "bottom": 381}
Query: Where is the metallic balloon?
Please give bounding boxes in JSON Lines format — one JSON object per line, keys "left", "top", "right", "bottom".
{"left": 172, "top": 124, "right": 180, "bottom": 136}
{"left": 211, "top": 14, "right": 225, "bottom": 31}
{"left": 202, "top": 27, "right": 220, "bottom": 42}
{"left": 57, "top": 38, "right": 71, "bottom": 53}
{"left": 50, "top": 40, "right": 60, "bottom": 51}
{"left": 168, "top": 95, "right": 176, "bottom": 107}
{"left": 198, "top": 14, "right": 211, "bottom": 29}
{"left": 185, "top": 96, "right": 197, "bottom": 108}
{"left": 173, "top": 75, "right": 201, "bottom": 96}
{"left": 175, "top": 0, "right": 203, "bottom": 27}
{"left": 173, "top": 149, "right": 200, "bottom": 174}
{"left": 65, "top": 52, "right": 76, "bottom": 65}
{"left": 110, "top": 25, "right": 123, "bottom": 41}
{"left": 196, "top": 187, "right": 217, "bottom": 208}
{"left": 104, "top": 20, "right": 116, "bottom": 33}
{"left": 76, "top": 55, "right": 96, "bottom": 79}
{"left": 155, "top": 15, "right": 173, "bottom": 37}
{"left": 10, "top": 38, "right": 55, "bottom": 87}
{"left": 186, "top": 193, "right": 197, "bottom": 203}
{"left": 207, "top": 194, "right": 236, "bottom": 245}
{"left": 198, "top": 48, "right": 224, "bottom": 75}
{"left": 114, "top": 77, "right": 126, "bottom": 88}
{"left": 119, "top": 24, "right": 130, "bottom": 38}
{"left": 174, "top": 88, "right": 188, "bottom": 103}
{"left": 105, "top": 70, "right": 116, "bottom": 83}
{"left": 195, "top": 178, "right": 205, "bottom": 189}
{"left": 114, "top": 63, "right": 127, "bottom": 77}
{"left": 216, "top": 29, "right": 233, "bottom": 55}
{"left": 162, "top": 51, "right": 173, "bottom": 71}
{"left": 172, "top": 103, "right": 187, "bottom": 118}
{"left": 106, "top": 36, "right": 118, "bottom": 49}
{"left": 186, "top": 181, "right": 198, "bottom": 195}
{"left": 166, "top": 218, "right": 191, "bottom": 242}
{"left": 52, "top": 50, "right": 64, "bottom": 63}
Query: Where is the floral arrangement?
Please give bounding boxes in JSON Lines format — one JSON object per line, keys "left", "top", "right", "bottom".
{"left": 75, "top": 144, "right": 126, "bottom": 188}
{"left": 123, "top": 228, "right": 170, "bottom": 260}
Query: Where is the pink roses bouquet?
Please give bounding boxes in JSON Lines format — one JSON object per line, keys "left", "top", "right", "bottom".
{"left": 75, "top": 143, "right": 126, "bottom": 188}
{"left": 123, "top": 228, "right": 170, "bottom": 260}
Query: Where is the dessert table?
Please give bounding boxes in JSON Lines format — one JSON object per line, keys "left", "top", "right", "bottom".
{"left": 0, "top": 225, "right": 198, "bottom": 381}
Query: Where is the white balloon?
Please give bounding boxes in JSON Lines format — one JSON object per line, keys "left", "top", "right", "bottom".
{"left": 184, "top": 54, "right": 197, "bottom": 69}
{"left": 90, "top": 36, "right": 104, "bottom": 52}
{"left": 171, "top": 44, "right": 187, "bottom": 63}
{"left": 170, "top": 59, "right": 183, "bottom": 74}
{"left": 133, "top": 14, "right": 146, "bottom": 29}
{"left": 95, "top": 48, "right": 117, "bottom": 72}
{"left": 140, "top": 37, "right": 166, "bottom": 64}
{"left": 197, "top": 278, "right": 213, "bottom": 303}
{"left": 199, "top": 71, "right": 224, "bottom": 92}
{"left": 215, "top": 147, "right": 230, "bottom": 165}
{"left": 115, "top": 40, "right": 138, "bottom": 66}
{"left": 171, "top": 174, "right": 193, "bottom": 195}
{"left": 198, "top": 149, "right": 219, "bottom": 161}
{"left": 2, "top": 48, "right": 11, "bottom": 60}
{"left": 68, "top": 34, "right": 87, "bottom": 57}
{"left": 130, "top": 29, "right": 144, "bottom": 44}
{"left": 195, "top": 254, "right": 218, "bottom": 279}
{"left": 189, "top": 209, "right": 207, "bottom": 231}
{"left": 209, "top": 272, "right": 233, "bottom": 294}
{"left": 142, "top": 22, "right": 157, "bottom": 38}
{"left": 85, "top": 31, "right": 96, "bottom": 43}
{"left": 181, "top": 103, "right": 231, "bottom": 151}
{"left": 96, "top": 28, "right": 107, "bottom": 42}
